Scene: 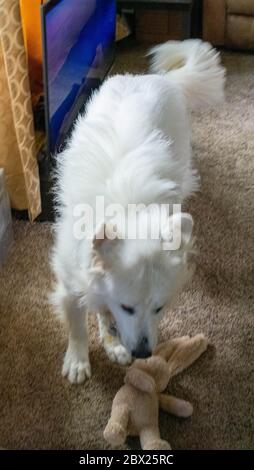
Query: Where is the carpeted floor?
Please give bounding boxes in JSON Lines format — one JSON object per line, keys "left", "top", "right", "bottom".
{"left": 0, "top": 44, "right": 253, "bottom": 450}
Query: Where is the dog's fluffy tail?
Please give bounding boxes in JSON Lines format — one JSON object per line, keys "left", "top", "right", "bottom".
{"left": 148, "top": 39, "right": 225, "bottom": 109}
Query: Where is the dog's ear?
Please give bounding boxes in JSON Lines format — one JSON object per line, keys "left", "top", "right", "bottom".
{"left": 93, "top": 222, "right": 118, "bottom": 248}
{"left": 92, "top": 222, "right": 122, "bottom": 261}
{"left": 162, "top": 212, "right": 193, "bottom": 251}
{"left": 124, "top": 367, "right": 156, "bottom": 394}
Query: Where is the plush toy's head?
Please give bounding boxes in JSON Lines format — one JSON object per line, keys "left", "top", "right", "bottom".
{"left": 124, "top": 355, "right": 170, "bottom": 393}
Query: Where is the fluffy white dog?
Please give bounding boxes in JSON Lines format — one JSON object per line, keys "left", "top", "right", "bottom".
{"left": 51, "top": 40, "right": 225, "bottom": 384}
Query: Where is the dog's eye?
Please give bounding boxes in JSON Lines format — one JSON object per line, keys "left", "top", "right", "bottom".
{"left": 121, "top": 304, "right": 135, "bottom": 315}
{"left": 155, "top": 306, "right": 164, "bottom": 314}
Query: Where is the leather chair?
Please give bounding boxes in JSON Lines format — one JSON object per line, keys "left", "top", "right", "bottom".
{"left": 203, "top": 0, "right": 254, "bottom": 49}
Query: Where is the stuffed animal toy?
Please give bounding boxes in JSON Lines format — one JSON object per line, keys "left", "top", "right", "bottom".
{"left": 104, "top": 334, "right": 208, "bottom": 450}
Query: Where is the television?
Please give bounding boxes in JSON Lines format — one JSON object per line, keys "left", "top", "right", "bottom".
{"left": 41, "top": 0, "right": 116, "bottom": 154}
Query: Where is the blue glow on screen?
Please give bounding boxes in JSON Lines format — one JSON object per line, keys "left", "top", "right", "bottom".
{"left": 45, "top": 0, "right": 116, "bottom": 151}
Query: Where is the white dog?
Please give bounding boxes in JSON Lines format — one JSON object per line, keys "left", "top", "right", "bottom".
{"left": 51, "top": 40, "right": 225, "bottom": 384}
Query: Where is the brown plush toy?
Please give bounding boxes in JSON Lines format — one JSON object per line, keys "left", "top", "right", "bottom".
{"left": 104, "top": 334, "right": 208, "bottom": 450}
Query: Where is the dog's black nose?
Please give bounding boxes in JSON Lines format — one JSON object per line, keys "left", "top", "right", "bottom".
{"left": 132, "top": 337, "right": 152, "bottom": 359}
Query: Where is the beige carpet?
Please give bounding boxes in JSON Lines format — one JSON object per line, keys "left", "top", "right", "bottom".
{"left": 0, "top": 44, "right": 253, "bottom": 450}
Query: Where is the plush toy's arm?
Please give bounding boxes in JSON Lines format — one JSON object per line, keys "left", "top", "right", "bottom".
{"left": 159, "top": 393, "right": 193, "bottom": 418}
{"left": 125, "top": 367, "right": 156, "bottom": 393}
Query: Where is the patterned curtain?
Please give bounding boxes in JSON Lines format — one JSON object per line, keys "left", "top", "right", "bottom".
{"left": 0, "top": 0, "right": 41, "bottom": 221}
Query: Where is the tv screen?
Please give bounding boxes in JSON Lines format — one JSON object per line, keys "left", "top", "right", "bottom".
{"left": 42, "top": 0, "right": 116, "bottom": 153}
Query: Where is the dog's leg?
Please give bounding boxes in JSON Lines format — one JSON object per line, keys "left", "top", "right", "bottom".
{"left": 59, "top": 291, "right": 91, "bottom": 384}
{"left": 97, "top": 312, "right": 132, "bottom": 366}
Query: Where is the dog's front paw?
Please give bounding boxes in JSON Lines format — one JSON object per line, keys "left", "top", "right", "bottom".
{"left": 105, "top": 342, "right": 132, "bottom": 366}
{"left": 108, "top": 344, "right": 132, "bottom": 365}
{"left": 62, "top": 348, "right": 91, "bottom": 384}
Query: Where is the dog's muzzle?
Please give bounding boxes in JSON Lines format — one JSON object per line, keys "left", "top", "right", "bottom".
{"left": 132, "top": 336, "right": 152, "bottom": 359}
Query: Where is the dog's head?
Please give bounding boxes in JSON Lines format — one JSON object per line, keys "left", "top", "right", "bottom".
{"left": 88, "top": 210, "right": 194, "bottom": 358}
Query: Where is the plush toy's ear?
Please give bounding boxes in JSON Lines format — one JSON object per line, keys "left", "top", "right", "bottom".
{"left": 124, "top": 367, "right": 156, "bottom": 394}
{"left": 154, "top": 337, "right": 190, "bottom": 361}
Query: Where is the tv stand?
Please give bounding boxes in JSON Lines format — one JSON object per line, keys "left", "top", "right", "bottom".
{"left": 117, "top": 0, "right": 203, "bottom": 41}
{"left": 37, "top": 150, "right": 55, "bottom": 222}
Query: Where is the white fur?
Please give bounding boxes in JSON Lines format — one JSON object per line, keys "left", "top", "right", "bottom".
{"left": 149, "top": 39, "right": 225, "bottom": 108}
{"left": 51, "top": 40, "right": 225, "bottom": 383}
